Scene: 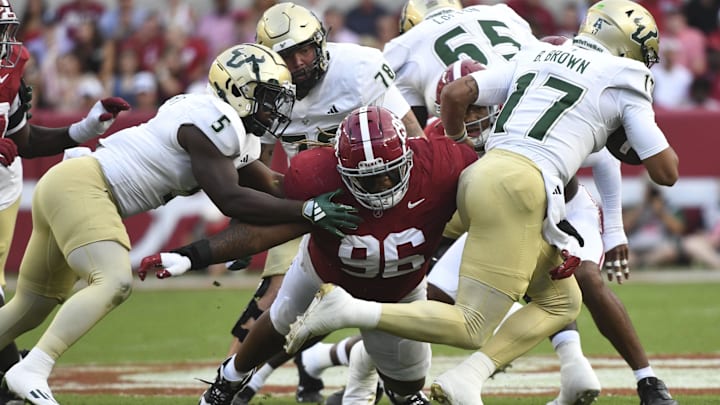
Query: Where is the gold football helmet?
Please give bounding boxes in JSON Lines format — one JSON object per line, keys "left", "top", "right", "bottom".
{"left": 256, "top": 2, "right": 329, "bottom": 98}
{"left": 399, "top": 0, "right": 462, "bottom": 34}
{"left": 208, "top": 43, "right": 295, "bottom": 138}
{"left": 576, "top": 0, "right": 659, "bottom": 67}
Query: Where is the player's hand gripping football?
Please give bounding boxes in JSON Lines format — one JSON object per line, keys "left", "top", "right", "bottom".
{"left": 68, "top": 97, "right": 131, "bottom": 143}
{"left": 549, "top": 249, "right": 581, "bottom": 280}
{"left": 604, "top": 243, "right": 630, "bottom": 284}
{"left": 137, "top": 252, "right": 191, "bottom": 281}
{"left": 302, "top": 188, "right": 361, "bottom": 238}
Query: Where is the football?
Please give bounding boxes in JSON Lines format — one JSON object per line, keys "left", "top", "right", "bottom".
{"left": 606, "top": 126, "right": 642, "bottom": 165}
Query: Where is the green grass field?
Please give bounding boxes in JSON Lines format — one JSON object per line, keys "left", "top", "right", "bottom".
{"left": 10, "top": 274, "right": 720, "bottom": 404}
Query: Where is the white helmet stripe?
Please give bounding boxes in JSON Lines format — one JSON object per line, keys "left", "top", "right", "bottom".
{"left": 358, "top": 106, "right": 375, "bottom": 161}
{"left": 452, "top": 59, "right": 463, "bottom": 80}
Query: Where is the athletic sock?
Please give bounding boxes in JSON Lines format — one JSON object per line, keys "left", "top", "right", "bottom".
{"left": 634, "top": 366, "right": 656, "bottom": 382}
{"left": 301, "top": 342, "right": 335, "bottom": 378}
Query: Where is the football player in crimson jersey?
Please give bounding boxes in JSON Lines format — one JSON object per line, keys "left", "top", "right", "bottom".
{"left": 283, "top": 1, "right": 678, "bottom": 404}
{"left": 0, "top": 3, "right": 131, "bottom": 404}
{"left": 208, "top": 3, "right": 426, "bottom": 403}
{"left": 138, "top": 106, "right": 477, "bottom": 405}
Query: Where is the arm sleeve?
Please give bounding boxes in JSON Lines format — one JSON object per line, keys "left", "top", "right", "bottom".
{"left": 471, "top": 60, "right": 516, "bottom": 106}
{"left": 585, "top": 148, "right": 627, "bottom": 250}
{"left": 610, "top": 64, "right": 670, "bottom": 160}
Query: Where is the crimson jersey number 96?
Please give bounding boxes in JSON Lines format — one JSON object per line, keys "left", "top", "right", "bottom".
{"left": 337, "top": 228, "right": 427, "bottom": 278}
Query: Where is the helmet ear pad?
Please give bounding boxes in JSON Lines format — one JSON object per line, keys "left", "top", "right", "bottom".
{"left": 335, "top": 106, "right": 414, "bottom": 211}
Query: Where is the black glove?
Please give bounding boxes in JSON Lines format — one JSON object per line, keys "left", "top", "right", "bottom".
{"left": 302, "top": 188, "right": 362, "bottom": 238}
{"left": 19, "top": 78, "right": 33, "bottom": 120}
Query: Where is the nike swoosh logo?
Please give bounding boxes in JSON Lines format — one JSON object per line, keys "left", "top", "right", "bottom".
{"left": 0, "top": 74, "right": 8, "bottom": 83}
{"left": 407, "top": 198, "right": 425, "bottom": 209}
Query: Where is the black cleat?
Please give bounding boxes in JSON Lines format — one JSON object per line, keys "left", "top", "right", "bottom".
{"left": 294, "top": 352, "right": 324, "bottom": 403}
{"left": 385, "top": 386, "right": 430, "bottom": 405}
{"left": 637, "top": 377, "right": 679, "bottom": 405}
{"left": 198, "top": 359, "right": 254, "bottom": 405}
{"left": 230, "top": 385, "right": 257, "bottom": 405}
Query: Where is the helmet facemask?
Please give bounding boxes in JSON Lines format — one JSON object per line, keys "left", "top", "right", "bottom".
{"left": 243, "top": 81, "right": 295, "bottom": 139}
{"left": 0, "top": 5, "right": 20, "bottom": 69}
{"left": 464, "top": 105, "right": 499, "bottom": 151}
{"left": 277, "top": 30, "right": 327, "bottom": 99}
{"left": 340, "top": 150, "right": 413, "bottom": 211}
{"left": 335, "top": 106, "right": 414, "bottom": 211}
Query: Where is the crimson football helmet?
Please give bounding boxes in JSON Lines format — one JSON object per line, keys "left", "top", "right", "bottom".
{"left": 0, "top": 1, "right": 20, "bottom": 68}
{"left": 435, "top": 59, "right": 499, "bottom": 150}
{"left": 335, "top": 106, "right": 413, "bottom": 211}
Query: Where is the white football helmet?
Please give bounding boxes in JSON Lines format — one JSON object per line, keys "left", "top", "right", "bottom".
{"left": 208, "top": 43, "right": 296, "bottom": 138}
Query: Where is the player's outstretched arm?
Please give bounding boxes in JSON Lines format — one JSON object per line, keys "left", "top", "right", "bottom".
{"left": 12, "top": 97, "right": 130, "bottom": 158}
{"left": 138, "top": 220, "right": 310, "bottom": 280}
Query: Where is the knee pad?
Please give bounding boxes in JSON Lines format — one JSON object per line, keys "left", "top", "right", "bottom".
{"left": 230, "top": 277, "right": 271, "bottom": 341}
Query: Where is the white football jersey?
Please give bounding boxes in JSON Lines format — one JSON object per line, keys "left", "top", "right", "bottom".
{"left": 477, "top": 39, "right": 669, "bottom": 184}
{"left": 262, "top": 42, "right": 411, "bottom": 160}
{"left": 383, "top": 4, "right": 538, "bottom": 115}
{"left": 93, "top": 93, "right": 260, "bottom": 217}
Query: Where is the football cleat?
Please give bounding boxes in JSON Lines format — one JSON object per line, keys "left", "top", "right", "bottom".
{"left": 285, "top": 284, "right": 356, "bottom": 354}
{"left": 385, "top": 386, "right": 430, "bottom": 405}
{"left": 430, "top": 357, "right": 486, "bottom": 405}
{"left": 230, "top": 386, "right": 256, "bottom": 405}
{"left": 198, "top": 358, "right": 254, "bottom": 405}
{"left": 637, "top": 377, "right": 678, "bottom": 405}
{"left": 294, "top": 352, "right": 324, "bottom": 403}
{"left": 2, "top": 362, "right": 58, "bottom": 405}
{"left": 547, "top": 355, "right": 601, "bottom": 405}
{"left": 0, "top": 372, "right": 23, "bottom": 405}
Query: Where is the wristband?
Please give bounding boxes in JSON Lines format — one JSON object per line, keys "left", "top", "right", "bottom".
{"left": 445, "top": 128, "right": 468, "bottom": 143}
{"left": 171, "top": 239, "right": 213, "bottom": 270}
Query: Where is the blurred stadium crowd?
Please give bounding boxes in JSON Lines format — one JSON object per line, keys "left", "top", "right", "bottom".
{"left": 14, "top": 0, "right": 720, "bottom": 271}
{"left": 17, "top": 0, "right": 720, "bottom": 113}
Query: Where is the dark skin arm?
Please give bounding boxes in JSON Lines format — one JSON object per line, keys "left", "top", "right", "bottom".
{"left": 205, "top": 220, "right": 311, "bottom": 263}
{"left": 236, "top": 159, "right": 285, "bottom": 198}
{"left": 8, "top": 123, "right": 80, "bottom": 159}
{"left": 177, "top": 124, "right": 304, "bottom": 224}
{"left": 401, "top": 109, "right": 426, "bottom": 140}
{"left": 642, "top": 147, "right": 679, "bottom": 186}
{"left": 440, "top": 76, "right": 478, "bottom": 139}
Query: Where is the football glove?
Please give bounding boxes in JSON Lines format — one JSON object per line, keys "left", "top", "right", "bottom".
{"left": 549, "top": 249, "right": 581, "bottom": 280}
{"left": 68, "top": 97, "right": 131, "bottom": 143}
{"left": 137, "top": 252, "right": 192, "bottom": 281}
{"left": 19, "top": 78, "right": 33, "bottom": 120}
{"left": 302, "top": 188, "right": 361, "bottom": 238}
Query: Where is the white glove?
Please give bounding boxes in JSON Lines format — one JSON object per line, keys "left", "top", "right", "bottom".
{"left": 137, "top": 252, "right": 192, "bottom": 281}
{"left": 68, "top": 97, "right": 130, "bottom": 143}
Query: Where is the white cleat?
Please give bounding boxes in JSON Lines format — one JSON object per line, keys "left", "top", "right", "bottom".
{"left": 547, "top": 356, "right": 601, "bottom": 405}
{"left": 430, "top": 361, "right": 485, "bottom": 405}
{"left": 285, "top": 283, "right": 355, "bottom": 354}
{"left": 3, "top": 362, "right": 59, "bottom": 405}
